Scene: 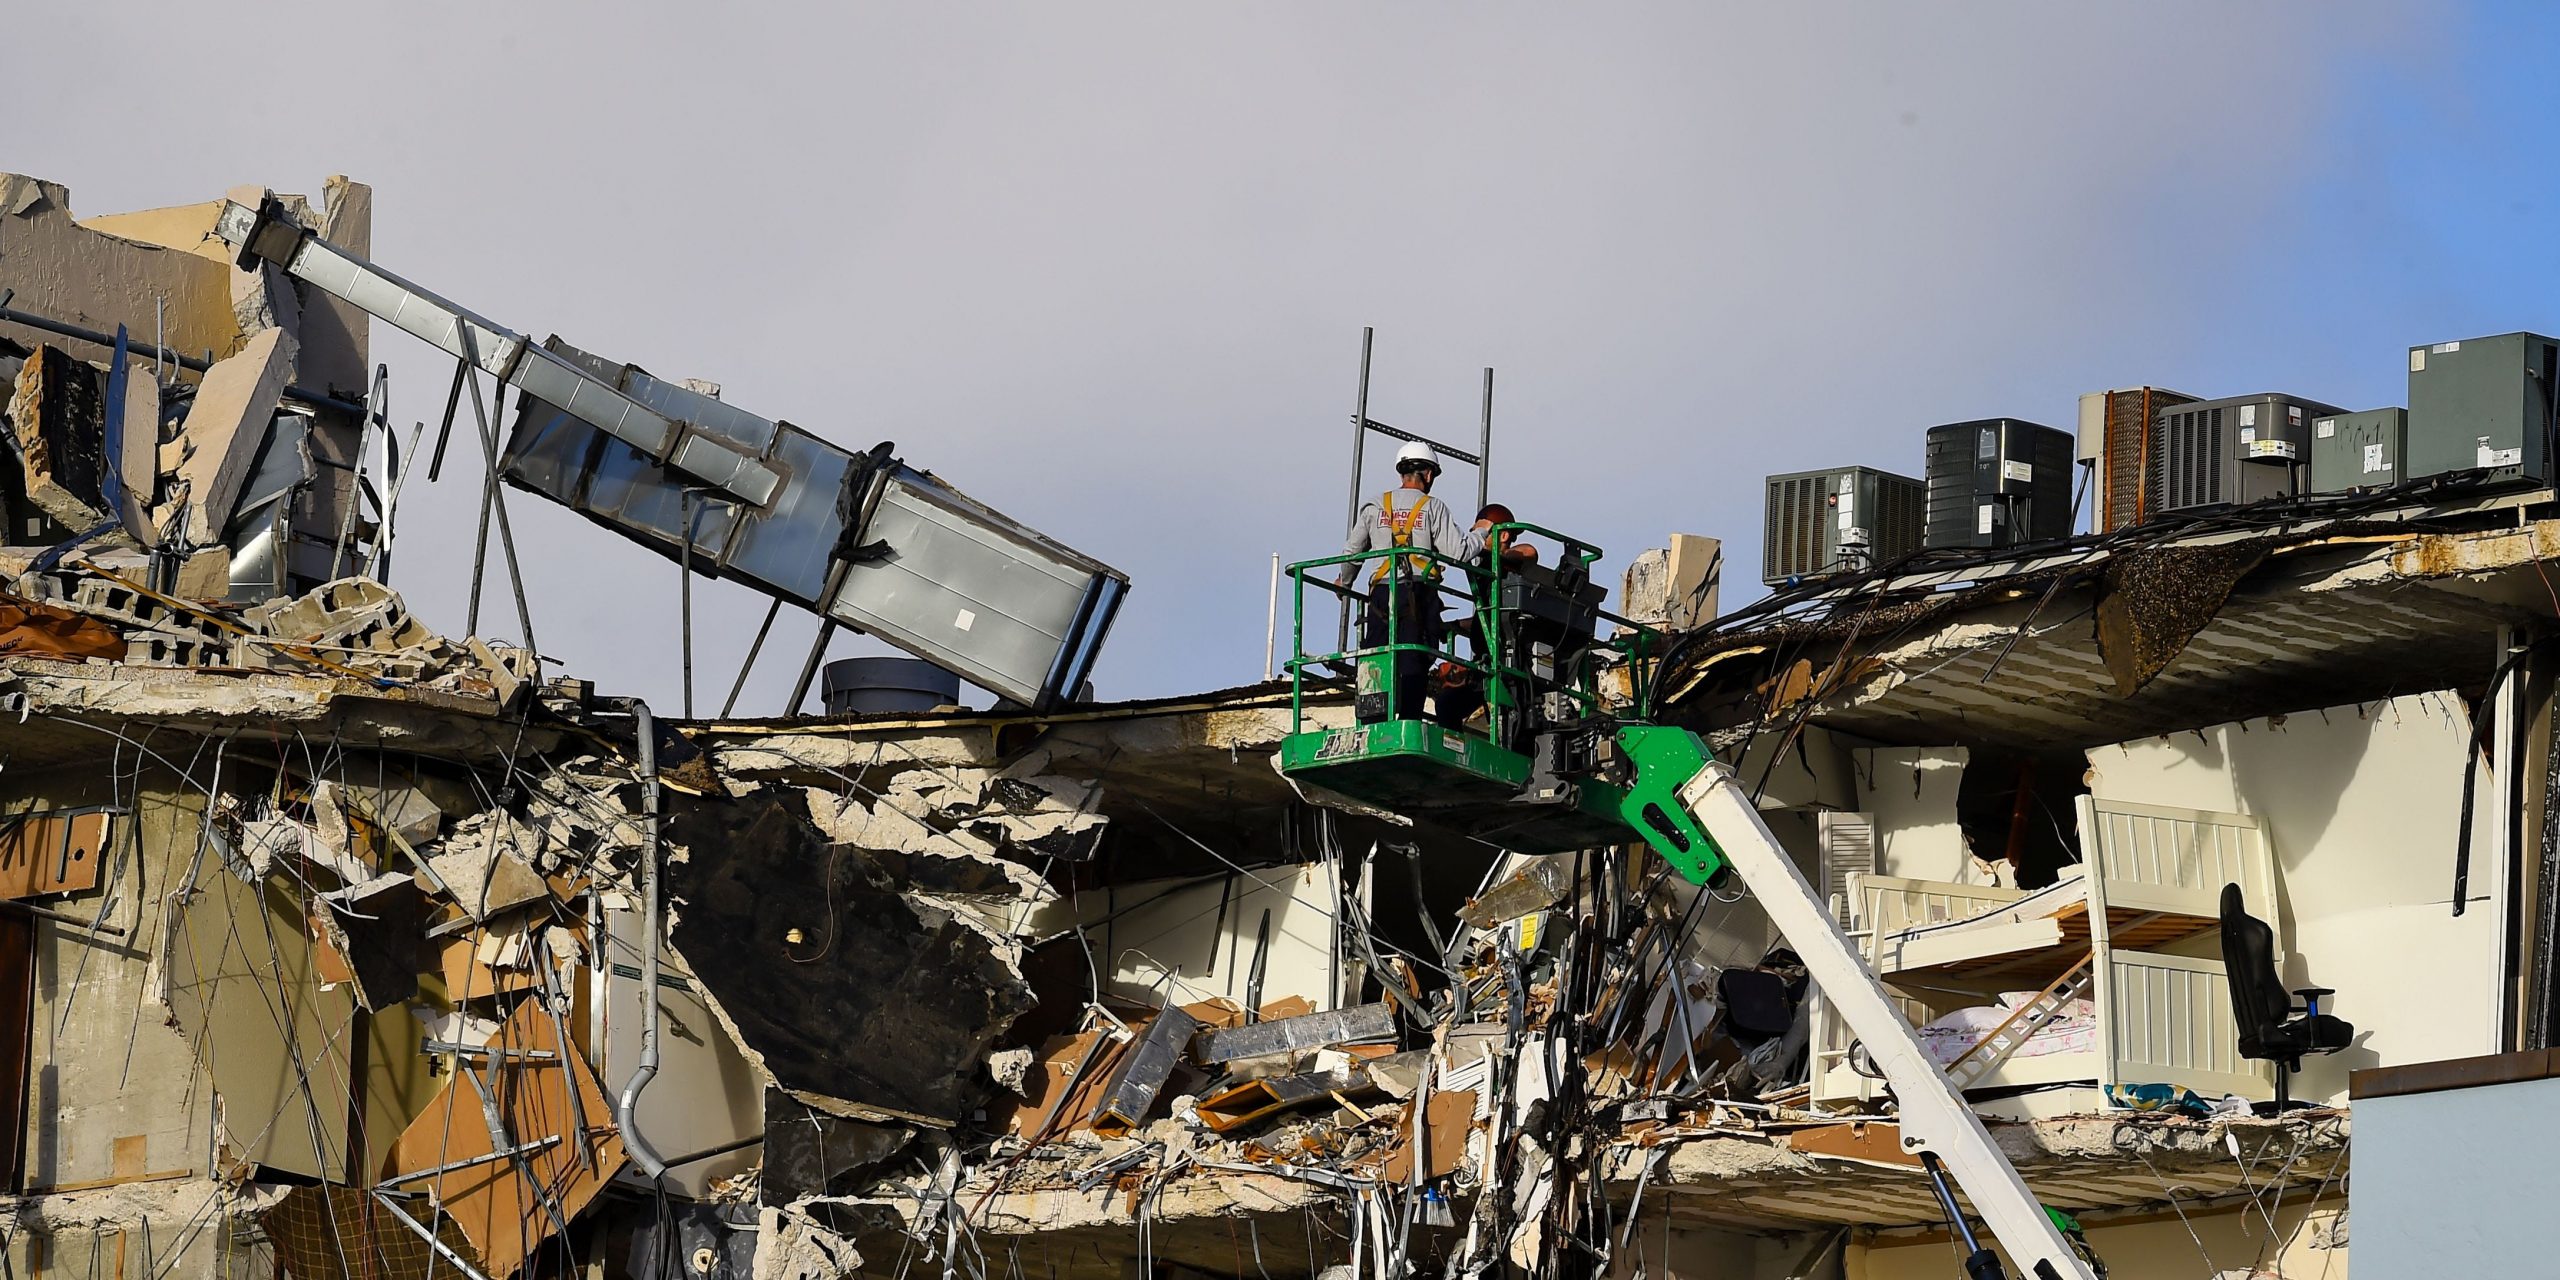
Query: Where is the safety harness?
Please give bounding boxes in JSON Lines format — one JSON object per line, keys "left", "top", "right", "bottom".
{"left": 1372, "top": 490, "right": 1437, "bottom": 583}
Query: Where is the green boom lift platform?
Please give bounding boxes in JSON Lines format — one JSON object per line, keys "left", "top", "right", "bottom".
{"left": 1274, "top": 523, "right": 1678, "bottom": 857}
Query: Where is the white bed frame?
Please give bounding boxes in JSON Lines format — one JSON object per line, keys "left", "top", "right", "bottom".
{"left": 1809, "top": 797, "right": 2279, "bottom": 1107}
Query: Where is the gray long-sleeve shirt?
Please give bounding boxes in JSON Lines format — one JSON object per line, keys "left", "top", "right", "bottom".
{"left": 1339, "top": 488, "right": 1484, "bottom": 586}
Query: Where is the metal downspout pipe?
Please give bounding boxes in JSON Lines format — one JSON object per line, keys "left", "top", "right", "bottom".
{"left": 605, "top": 696, "right": 670, "bottom": 1179}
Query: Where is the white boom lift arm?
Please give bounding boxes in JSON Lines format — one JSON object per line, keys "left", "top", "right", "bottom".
{"left": 1612, "top": 727, "right": 2091, "bottom": 1280}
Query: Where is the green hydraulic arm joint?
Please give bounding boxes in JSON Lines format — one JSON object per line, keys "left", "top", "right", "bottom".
{"left": 1612, "top": 723, "right": 1733, "bottom": 890}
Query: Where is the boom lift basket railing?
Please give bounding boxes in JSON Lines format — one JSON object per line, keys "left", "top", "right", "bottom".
{"left": 1276, "top": 524, "right": 1661, "bottom": 853}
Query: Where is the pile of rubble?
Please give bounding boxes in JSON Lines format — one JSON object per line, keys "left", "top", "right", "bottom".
{"left": 0, "top": 564, "right": 535, "bottom": 696}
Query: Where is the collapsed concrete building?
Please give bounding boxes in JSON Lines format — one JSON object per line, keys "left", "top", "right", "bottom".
{"left": 0, "top": 173, "right": 2552, "bottom": 1280}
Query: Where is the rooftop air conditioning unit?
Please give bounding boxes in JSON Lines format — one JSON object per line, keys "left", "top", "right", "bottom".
{"left": 2077, "top": 386, "right": 2199, "bottom": 531}
{"left": 1762, "top": 466, "right": 1925, "bottom": 587}
{"left": 2148, "top": 392, "right": 2343, "bottom": 515}
{"left": 2406, "top": 332, "right": 2560, "bottom": 488}
{"left": 1923, "top": 418, "right": 2076, "bottom": 550}
{"left": 2307, "top": 408, "right": 2408, "bottom": 494}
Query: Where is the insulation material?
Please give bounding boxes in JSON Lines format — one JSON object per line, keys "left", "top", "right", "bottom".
{"left": 0, "top": 595, "right": 126, "bottom": 661}
{"left": 386, "top": 999, "right": 625, "bottom": 1280}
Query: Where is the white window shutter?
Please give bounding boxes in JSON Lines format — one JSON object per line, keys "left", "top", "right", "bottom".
{"left": 1817, "top": 810, "right": 1877, "bottom": 929}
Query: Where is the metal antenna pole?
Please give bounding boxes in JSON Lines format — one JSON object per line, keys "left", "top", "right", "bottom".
{"left": 1264, "top": 552, "right": 1280, "bottom": 681}
{"left": 1341, "top": 327, "right": 1374, "bottom": 650}
{"left": 1347, "top": 327, "right": 1374, "bottom": 535}
{"left": 679, "top": 490, "right": 698, "bottom": 718}
{"left": 1477, "top": 366, "right": 1493, "bottom": 512}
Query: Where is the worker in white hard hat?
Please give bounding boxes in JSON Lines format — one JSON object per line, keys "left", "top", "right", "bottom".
{"left": 1337, "top": 441, "right": 1492, "bottom": 722}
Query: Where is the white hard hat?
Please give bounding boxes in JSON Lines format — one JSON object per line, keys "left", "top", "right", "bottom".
{"left": 1394, "top": 441, "right": 1442, "bottom": 471}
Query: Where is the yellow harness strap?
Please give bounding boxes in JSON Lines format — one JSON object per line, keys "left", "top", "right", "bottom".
{"left": 1372, "top": 490, "right": 1436, "bottom": 583}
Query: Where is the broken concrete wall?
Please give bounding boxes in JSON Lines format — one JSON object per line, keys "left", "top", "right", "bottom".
{"left": 67, "top": 180, "right": 368, "bottom": 401}
{"left": 167, "top": 852, "right": 439, "bottom": 1181}
{"left": 0, "top": 175, "right": 372, "bottom": 596}
{"left": 22, "top": 758, "right": 437, "bottom": 1187}
{"left": 12, "top": 752, "right": 444, "bottom": 1199}
{"left": 295, "top": 178, "right": 371, "bottom": 401}
{"left": 6, "top": 344, "right": 109, "bottom": 528}
{"left": 1619, "top": 532, "right": 1722, "bottom": 632}
{"left": 17, "top": 764, "right": 215, "bottom": 1192}
{"left": 292, "top": 179, "right": 371, "bottom": 563}
{"left": 0, "top": 176, "right": 240, "bottom": 368}
{"left": 0, "top": 1177, "right": 277, "bottom": 1280}
{"left": 165, "top": 326, "right": 296, "bottom": 548}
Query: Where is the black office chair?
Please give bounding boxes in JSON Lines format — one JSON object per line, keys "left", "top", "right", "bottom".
{"left": 2219, "top": 882, "right": 2353, "bottom": 1111}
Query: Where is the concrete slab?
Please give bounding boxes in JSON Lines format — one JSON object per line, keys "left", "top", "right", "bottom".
{"left": 167, "top": 326, "right": 297, "bottom": 547}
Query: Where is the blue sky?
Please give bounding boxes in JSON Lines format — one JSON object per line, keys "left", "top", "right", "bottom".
{"left": 5, "top": 2, "right": 2552, "bottom": 710}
